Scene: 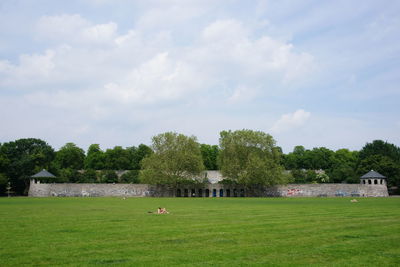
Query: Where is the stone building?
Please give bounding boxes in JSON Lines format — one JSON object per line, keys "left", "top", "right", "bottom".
{"left": 360, "top": 170, "right": 386, "bottom": 185}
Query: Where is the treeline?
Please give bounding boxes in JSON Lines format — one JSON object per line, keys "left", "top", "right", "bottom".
{"left": 282, "top": 141, "right": 400, "bottom": 188}
{"left": 0, "top": 133, "right": 399, "bottom": 195}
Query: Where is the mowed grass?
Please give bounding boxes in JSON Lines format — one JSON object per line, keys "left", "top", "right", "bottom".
{"left": 0, "top": 197, "right": 399, "bottom": 266}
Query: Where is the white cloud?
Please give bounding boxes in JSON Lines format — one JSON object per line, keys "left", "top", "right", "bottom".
{"left": 0, "top": 50, "right": 55, "bottom": 87}
{"left": 0, "top": 12, "right": 316, "bottom": 149}
{"left": 227, "top": 85, "right": 259, "bottom": 104}
{"left": 271, "top": 109, "right": 311, "bottom": 134}
{"left": 36, "top": 14, "right": 117, "bottom": 45}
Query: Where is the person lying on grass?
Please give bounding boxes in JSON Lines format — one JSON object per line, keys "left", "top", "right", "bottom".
{"left": 157, "top": 207, "right": 169, "bottom": 214}
{"left": 147, "top": 207, "right": 170, "bottom": 214}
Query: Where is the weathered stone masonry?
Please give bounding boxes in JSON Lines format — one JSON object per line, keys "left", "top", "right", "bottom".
{"left": 29, "top": 182, "right": 388, "bottom": 197}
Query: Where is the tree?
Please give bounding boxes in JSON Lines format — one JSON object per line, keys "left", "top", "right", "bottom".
{"left": 359, "top": 140, "right": 400, "bottom": 162}
{"left": 218, "top": 129, "right": 286, "bottom": 186}
{"left": 357, "top": 140, "right": 400, "bottom": 188}
{"left": 54, "top": 143, "right": 85, "bottom": 170}
{"left": 58, "top": 168, "right": 81, "bottom": 183}
{"left": 126, "top": 144, "right": 153, "bottom": 170}
{"left": 140, "top": 132, "right": 205, "bottom": 186}
{"left": 100, "top": 170, "right": 119, "bottom": 183}
{"left": 120, "top": 170, "right": 140, "bottom": 183}
{"left": 0, "top": 138, "right": 55, "bottom": 195}
{"left": 80, "top": 169, "right": 98, "bottom": 183}
{"left": 0, "top": 173, "right": 8, "bottom": 196}
{"left": 327, "top": 149, "right": 358, "bottom": 183}
{"left": 357, "top": 154, "right": 400, "bottom": 187}
{"left": 200, "top": 144, "right": 219, "bottom": 170}
{"left": 84, "top": 144, "right": 105, "bottom": 170}
{"left": 104, "top": 146, "right": 131, "bottom": 170}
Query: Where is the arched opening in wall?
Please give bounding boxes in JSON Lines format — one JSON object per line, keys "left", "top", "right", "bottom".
{"left": 226, "top": 189, "right": 231, "bottom": 197}
{"left": 240, "top": 189, "right": 245, "bottom": 197}
{"left": 219, "top": 189, "right": 224, "bottom": 197}
{"left": 380, "top": 179, "right": 383, "bottom": 184}
{"left": 363, "top": 180, "right": 366, "bottom": 184}
{"left": 233, "top": 189, "right": 238, "bottom": 197}
{"left": 198, "top": 189, "right": 203, "bottom": 197}
{"left": 205, "top": 189, "right": 210, "bottom": 197}
{"left": 191, "top": 189, "right": 196, "bottom": 197}
{"left": 212, "top": 189, "right": 217, "bottom": 197}
{"left": 374, "top": 180, "right": 378, "bottom": 184}
{"left": 176, "top": 189, "right": 181, "bottom": 197}
{"left": 184, "top": 189, "right": 188, "bottom": 197}
{"left": 368, "top": 180, "right": 372, "bottom": 184}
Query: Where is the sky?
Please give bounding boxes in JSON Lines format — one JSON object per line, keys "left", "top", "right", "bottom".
{"left": 0, "top": 0, "right": 399, "bottom": 153}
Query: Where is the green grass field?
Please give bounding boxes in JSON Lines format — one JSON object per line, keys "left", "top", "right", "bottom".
{"left": 0, "top": 197, "right": 399, "bottom": 266}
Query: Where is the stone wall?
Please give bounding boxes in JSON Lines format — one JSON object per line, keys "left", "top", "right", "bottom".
{"left": 264, "top": 184, "right": 389, "bottom": 197}
{"left": 28, "top": 183, "right": 174, "bottom": 197}
{"left": 29, "top": 182, "right": 388, "bottom": 197}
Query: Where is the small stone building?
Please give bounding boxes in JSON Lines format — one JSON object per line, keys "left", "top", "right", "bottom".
{"left": 360, "top": 170, "right": 386, "bottom": 185}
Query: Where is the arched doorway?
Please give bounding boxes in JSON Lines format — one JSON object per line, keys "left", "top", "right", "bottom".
{"left": 219, "top": 189, "right": 224, "bottom": 197}
{"left": 198, "top": 189, "right": 203, "bottom": 197}
{"left": 226, "top": 189, "right": 231, "bottom": 197}
{"left": 212, "top": 189, "right": 217, "bottom": 197}
{"left": 205, "top": 189, "right": 210, "bottom": 197}
{"left": 176, "top": 189, "right": 181, "bottom": 197}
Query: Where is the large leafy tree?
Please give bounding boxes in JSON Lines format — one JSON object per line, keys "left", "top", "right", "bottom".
{"left": 200, "top": 144, "right": 219, "bottom": 170}
{"left": 326, "top": 149, "right": 359, "bottom": 183}
{"left": 84, "top": 144, "right": 105, "bottom": 170}
{"left": 54, "top": 143, "right": 85, "bottom": 170}
{"left": 357, "top": 140, "right": 400, "bottom": 188}
{"left": 126, "top": 144, "right": 153, "bottom": 170}
{"left": 103, "top": 146, "right": 131, "bottom": 170}
{"left": 0, "top": 138, "right": 55, "bottom": 195}
{"left": 218, "top": 129, "right": 286, "bottom": 186}
{"left": 140, "top": 132, "right": 205, "bottom": 186}
{"left": 359, "top": 140, "right": 400, "bottom": 162}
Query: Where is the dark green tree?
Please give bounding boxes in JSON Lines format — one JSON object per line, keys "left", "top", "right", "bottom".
{"left": 127, "top": 144, "right": 153, "bottom": 170}
{"left": 54, "top": 143, "right": 85, "bottom": 170}
{"left": 120, "top": 170, "right": 140, "bottom": 183}
{"left": 327, "top": 149, "right": 359, "bottom": 183}
{"left": 84, "top": 144, "right": 105, "bottom": 170}
{"left": 80, "top": 169, "right": 98, "bottom": 183}
{"left": 359, "top": 140, "right": 400, "bottom": 162}
{"left": 100, "top": 170, "right": 119, "bottom": 183}
{"left": 104, "top": 146, "right": 131, "bottom": 170}
{"left": 200, "top": 144, "right": 219, "bottom": 170}
{"left": 0, "top": 138, "right": 55, "bottom": 195}
{"left": 58, "top": 168, "right": 82, "bottom": 183}
{"left": 357, "top": 140, "right": 400, "bottom": 188}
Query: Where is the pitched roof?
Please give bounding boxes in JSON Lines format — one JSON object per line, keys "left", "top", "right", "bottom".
{"left": 31, "top": 169, "right": 56, "bottom": 178}
{"left": 361, "top": 170, "right": 386, "bottom": 179}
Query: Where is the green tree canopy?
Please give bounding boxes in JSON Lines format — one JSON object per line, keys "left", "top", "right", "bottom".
{"left": 0, "top": 138, "right": 55, "bottom": 194}
{"left": 103, "top": 146, "right": 131, "bottom": 170}
{"left": 200, "top": 144, "right": 219, "bottom": 170}
{"left": 54, "top": 143, "right": 85, "bottom": 170}
{"left": 84, "top": 144, "right": 105, "bottom": 170}
{"left": 126, "top": 144, "right": 153, "bottom": 170}
{"left": 218, "top": 129, "right": 286, "bottom": 186}
{"left": 140, "top": 132, "right": 205, "bottom": 186}
{"left": 357, "top": 140, "right": 400, "bottom": 188}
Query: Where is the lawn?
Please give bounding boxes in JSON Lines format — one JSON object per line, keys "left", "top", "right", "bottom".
{"left": 0, "top": 197, "right": 399, "bottom": 266}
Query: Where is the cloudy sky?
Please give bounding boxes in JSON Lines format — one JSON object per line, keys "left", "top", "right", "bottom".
{"left": 0, "top": 0, "right": 399, "bottom": 153}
